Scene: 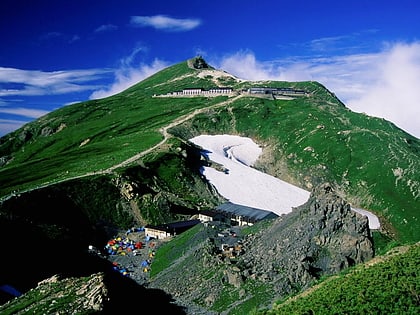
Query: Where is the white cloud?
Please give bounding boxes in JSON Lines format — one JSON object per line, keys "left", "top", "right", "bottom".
{"left": 94, "top": 24, "right": 118, "bottom": 33}
{"left": 0, "top": 67, "right": 111, "bottom": 96}
{"left": 345, "top": 42, "right": 420, "bottom": 138}
{"left": 0, "top": 105, "right": 50, "bottom": 137}
{"left": 69, "top": 35, "right": 80, "bottom": 43}
{"left": 0, "top": 107, "right": 49, "bottom": 119}
{"left": 90, "top": 58, "right": 169, "bottom": 99}
{"left": 0, "top": 67, "right": 112, "bottom": 137}
{"left": 0, "top": 119, "right": 28, "bottom": 136}
{"left": 130, "top": 15, "right": 201, "bottom": 32}
{"left": 215, "top": 42, "right": 420, "bottom": 138}
{"left": 218, "top": 52, "right": 278, "bottom": 81}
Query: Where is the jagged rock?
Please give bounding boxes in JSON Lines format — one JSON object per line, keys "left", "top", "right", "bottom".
{"left": 223, "top": 267, "right": 243, "bottom": 288}
{"left": 18, "top": 129, "right": 32, "bottom": 141}
{"left": 146, "top": 182, "right": 374, "bottom": 312}
{"left": 192, "top": 56, "right": 209, "bottom": 69}
{"left": 0, "top": 156, "right": 9, "bottom": 166}
{"left": 40, "top": 126, "right": 53, "bottom": 136}
{"left": 0, "top": 273, "right": 109, "bottom": 314}
{"left": 238, "top": 182, "right": 374, "bottom": 295}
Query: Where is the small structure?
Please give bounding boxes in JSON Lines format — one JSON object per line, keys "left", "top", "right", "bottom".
{"left": 155, "top": 87, "right": 234, "bottom": 98}
{"left": 247, "top": 87, "right": 307, "bottom": 96}
{"left": 198, "top": 209, "right": 227, "bottom": 223}
{"left": 145, "top": 219, "right": 201, "bottom": 240}
{"left": 208, "top": 202, "right": 278, "bottom": 226}
{"left": 214, "top": 202, "right": 278, "bottom": 226}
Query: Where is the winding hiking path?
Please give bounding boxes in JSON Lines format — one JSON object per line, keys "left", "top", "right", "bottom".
{"left": 104, "top": 95, "right": 242, "bottom": 172}
{"left": 1, "top": 95, "right": 242, "bottom": 201}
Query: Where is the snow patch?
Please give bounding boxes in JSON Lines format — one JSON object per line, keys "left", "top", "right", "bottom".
{"left": 190, "top": 134, "right": 310, "bottom": 215}
{"left": 352, "top": 207, "right": 381, "bottom": 230}
{"left": 190, "top": 134, "right": 380, "bottom": 229}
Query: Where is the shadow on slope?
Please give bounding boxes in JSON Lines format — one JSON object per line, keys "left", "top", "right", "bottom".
{"left": 0, "top": 187, "right": 187, "bottom": 313}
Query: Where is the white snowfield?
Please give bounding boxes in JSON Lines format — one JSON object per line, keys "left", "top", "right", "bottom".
{"left": 189, "top": 134, "right": 380, "bottom": 230}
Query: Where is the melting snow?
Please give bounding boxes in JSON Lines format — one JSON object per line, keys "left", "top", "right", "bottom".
{"left": 190, "top": 134, "right": 380, "bottom": 229}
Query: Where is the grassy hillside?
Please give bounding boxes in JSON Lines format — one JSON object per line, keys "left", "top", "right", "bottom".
{"left": 0, "top": 57, "right": 419, "bottom": 314}
{"left": 0, "top": 57, "right": 419, "bottom": 244}
{"left": 0, "top": 64, "right": 226, "bottom": 196}
{"left": 170, "top": 92, "right": 420, "bottom": 242}
{"left": 259, "top": 243, "right": 419, "bottom": 315}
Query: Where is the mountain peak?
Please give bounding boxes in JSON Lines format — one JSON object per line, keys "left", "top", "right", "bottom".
{"left": 188, "top": 55, "right": 210, "bottom": 69}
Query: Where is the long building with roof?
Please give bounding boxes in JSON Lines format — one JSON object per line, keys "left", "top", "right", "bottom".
{"left": 200, "top": 202, "right": 278, "bottom": 226}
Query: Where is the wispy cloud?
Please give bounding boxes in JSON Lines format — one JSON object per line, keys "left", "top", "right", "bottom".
{"left": 215, "top": 41, "right": 420, "bottom": 138}
{"left": 130, "top": 15, "right": 201, "bottom": 32}
{"left": 69, "top": 35, "right": 80, "bottom": 43}
{"left": 279, "top": 29, "right": 381, "bottom": 55}
{"left": 0, "top": 97, "right": 46, "bottom": 135}
{"left": 94, "top": 24, "right": 118, "bottom": 33}
{"left": 0, "top": 67, "right": 113, "bottom": 136}
{"left": 0, "top": 67, "right": 111, "bottom": 96}
{"left": 40, "top": 31, "right": 62, "bottom": 40}
{"left": 0, "top": 107, "right": 49, "bottom": 119}
{"left": 89, "top": 43, "right": 168, "bottom": 99}
{"left": 0, "top": 118, "right": 28, "bottom": 136}
{"left": 90, "top": 57, "right": 168, "bottom": 99}
{"left": 39, "top": 31, "right": 81, "bottom": 44}
{"left": 309, "top": 35, "right": 351, "bottom": 52}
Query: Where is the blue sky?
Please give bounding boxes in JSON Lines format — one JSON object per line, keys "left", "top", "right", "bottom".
{"left": 1, "top": 0, "right": 419, "bottom": 138}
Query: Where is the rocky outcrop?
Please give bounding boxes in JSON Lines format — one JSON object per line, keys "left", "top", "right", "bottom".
{"left": 0, "top": 182, "right": 375, "bottom": 314}
{"left": 191, "top": 56, "right": 209, "bottom": 69}
{"left": 0, "top": 273, "right": 109, "bottom": 314}
{"left": 147, "top": 183, "right": 374, "bottom": 313}
{"left": 238, "top": 182, "right": 374, "bottom": 295}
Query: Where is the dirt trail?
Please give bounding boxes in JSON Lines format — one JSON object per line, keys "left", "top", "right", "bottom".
{"left": 1, "top": 95, "right": 242, "bottom": 202}
{"left": 104, "top": 94, "right": 242, "bottom": 172}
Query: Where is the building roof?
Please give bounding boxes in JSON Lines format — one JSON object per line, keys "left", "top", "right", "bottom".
{"left": 199, "top": 209, "right": 221, "bottom": 217}
{"left": 146, "top": 219, "right": 201, "bottom": 233}
{"left": 215, "top": 202, "right": 278, "bottom": 222}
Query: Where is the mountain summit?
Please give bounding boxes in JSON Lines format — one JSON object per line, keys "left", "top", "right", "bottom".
{"left": 0, "top": 57, "right": 419, "bottom": 313}
{"left": 0, "top": 56, "right": 417, "bottom": 240}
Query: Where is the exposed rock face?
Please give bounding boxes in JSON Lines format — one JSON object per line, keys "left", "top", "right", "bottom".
{"left": 147, "top": 182, "right": 374, "bottom": 313}
{"left": 0, "top": 183, "right": 375, "bottom": 314}
{"left": 192, "top": 56, "right": 209, "bottom": 69}
{"left": 238, "top": 182, "right": 374, "bottom": 295}
{"left": 0, "top": 273, "right": 109, "bottom": 314}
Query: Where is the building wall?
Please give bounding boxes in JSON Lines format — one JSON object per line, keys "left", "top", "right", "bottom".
{"left": 145, "top": 227, "right": 170, "bottom": 240}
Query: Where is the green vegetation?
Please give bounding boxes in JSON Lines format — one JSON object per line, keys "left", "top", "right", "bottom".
{"left": 1, "top": 57, "right": 419, "bottom": 243}
{"left": 1, "top": 56, "right": 418, "bottom": 315}
{"left": 240, "top": 218, "right": 275, "bottom": 236}
{"left": 215, "top": 281, "right": 275, "bottom": 315}
{"left": 372, "top": 231, "right": 401, "bottom": 255}
{"left": 0, "top": 275, "right": 99, "bottom": 315}
{"left": 0, "top": 86, "right": 221, "bottom": 197}
{"left": 150, "top": 223, "right": 206, "bottom": 277}
{"left": 0, "top": 56, "right": 419, "bottom": 244}
{"left": 260, "top": 244, "right": 420, "bottom": 315}
{"left": 178, "top": 93, "right": 420, "bottom": 243}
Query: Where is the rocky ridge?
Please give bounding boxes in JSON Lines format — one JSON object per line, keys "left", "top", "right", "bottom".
{"left": 147, "top": 183, "right": 374, "bottom": 313}
{"left": 0, "top": 183, "right": 374, "bottom": 314}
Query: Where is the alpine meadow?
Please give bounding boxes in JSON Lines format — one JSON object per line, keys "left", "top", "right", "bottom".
{"left": 0, "top": 57, "right": 418, "bottom": 314}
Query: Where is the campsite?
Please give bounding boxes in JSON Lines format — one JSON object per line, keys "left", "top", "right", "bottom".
{"left": 100, "top": 227, "right": 161, "bottom": 285}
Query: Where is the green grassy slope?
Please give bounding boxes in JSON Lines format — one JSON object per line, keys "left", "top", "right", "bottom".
{"left": 0, "top": 61, "right": 225, "bottom": 196}
{"left": 171, "top": 92, "right": 419, "bottom": 242}
{"left": 259, "top": 243, "right": 420, "bottom": 315}
{"left": 0, "top": 57, "right": 419, "bottom": 243}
